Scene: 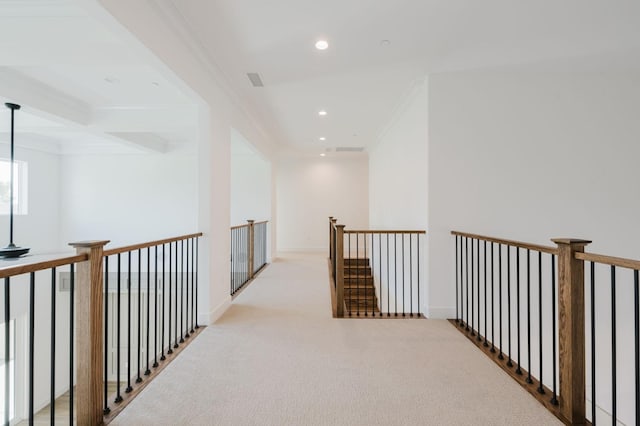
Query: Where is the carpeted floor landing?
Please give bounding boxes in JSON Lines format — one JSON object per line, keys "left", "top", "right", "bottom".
{"left": 111, "top": 252, "right": 561, "bottom": 426}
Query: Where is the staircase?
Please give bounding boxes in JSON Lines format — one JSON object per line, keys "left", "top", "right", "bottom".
{"left": 343, "top": 258, "right": 380, "bottom": 315}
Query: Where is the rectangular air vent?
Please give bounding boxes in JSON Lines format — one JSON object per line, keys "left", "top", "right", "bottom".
{"left": 335, "top": 147, "right": 365, "bottom": 152}
{"left": 247, "top": 73, "right": 264, "bottom": 87}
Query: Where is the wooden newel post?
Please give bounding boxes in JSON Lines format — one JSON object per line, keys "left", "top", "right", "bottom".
{"left": 247, "top": 220, "right": 255, "bottom": 280}
{"left": 552, "top": 238, "right": 591, "bottom": 425}
{"left": 335, "top": 225, "right": 345, "bottom": 318}
{"left": 70, "top": 240, "right": 110, "bottom": 426}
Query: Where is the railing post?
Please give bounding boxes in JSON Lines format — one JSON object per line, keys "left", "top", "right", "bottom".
{"left": 329, "top": 217, "right": 334, "bottom": 261}
{"left": 552, "top": 238, "right": 591, "bottom": 425}
{"left": 70, "top": 240, "right": 110, "bottom": 426}
{"left": 335, "top": 225, "right": 345, "bottom": 318}
{"left": 247, "top": 220, "right": 255, "bottom": 279}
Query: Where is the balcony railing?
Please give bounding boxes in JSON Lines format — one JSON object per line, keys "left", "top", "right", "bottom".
{"left": 1, "top": 232, "right": 202, "bottom": 425}
{"left": 452, "top": 230, "right": 640, "bottom": 425}
{"left": 230, "top": 220, "right": 268, "bottom": 296}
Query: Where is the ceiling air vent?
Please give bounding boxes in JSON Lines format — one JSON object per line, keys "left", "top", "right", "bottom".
{"left": 335, "top": 147, "right": 365, "bottom": 152}
{"left": 247, "top": 73, "right": 264, "bottom": 87}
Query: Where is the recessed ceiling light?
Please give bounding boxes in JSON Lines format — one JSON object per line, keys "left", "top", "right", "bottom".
{"left": 320, "top": 153, "right": 326, "bottom": 157}
{"left": 315, "top": 40, "right": 329, "bottom": 50}
{"left": 318, "top": 110, "right": 327, "bottom": 116}
{"left": 319, "top": 137, "right": 326, "bottom": 141}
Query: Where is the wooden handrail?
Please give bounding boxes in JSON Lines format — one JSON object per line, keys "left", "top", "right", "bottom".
{"left": 575, "top": 251, "right": 640, "bottom": 270}
{"left": 0, "top": 253, "right": 89, "bottom": 279}
{"left": 451, "top": 230, "right": 557, "bottom": 254}
{"left": 345, "top": 229, "right": 426, "bottom": 234}
{"left": 103, "top": 232, "right": 203, "bottom": 256}
{"left": 253, "top": 220, "right": 269, "bottom": 225}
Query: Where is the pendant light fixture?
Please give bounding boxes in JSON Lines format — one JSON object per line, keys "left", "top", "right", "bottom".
{"left": 0, "top": 102, "right": 29, "bottom": 258}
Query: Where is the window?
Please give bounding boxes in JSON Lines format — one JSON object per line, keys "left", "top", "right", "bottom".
{"left": 0, "top": 319, "right": 15, "bottom": 423}
{"left": 0, "top": 159, "right": 28, "bottom": 215}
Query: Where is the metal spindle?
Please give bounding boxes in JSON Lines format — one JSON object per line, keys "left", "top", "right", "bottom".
{"left": 180, "top": 240, "right": 185, "bottom": 343}
{"left": 175, "top": 241, "right": 179, "bottom": 348}
{"left": 483, "top": 240, "right": 488, "bottom": 346}
{"left": 456, "top": 236, "right": 459, "bottom": 322}
{"left": 476, "top": 239, "right": 481, "bottom": 341}
{"left": 115, "top": 255, "right": 122, "bottom": 403}
{"left": 417, "top": 234, "right": 420, "bottom": 317}
{"left": 538, "top": 252, "right": 544, "bottom": 394}
{"left": 507, "top": 245, "right": 512, "bottom": 368}
{"left": 51, "top": 268, "right": 57, "bottom": 421}
{"left": 491, "top": 243, "right": 496, "bottom": 353}
{"left": 185, "top": 240, "right": 190, "bottom": 339}
{"left": 591, "top": 261, "right": 596, "bottom": 424}
{"left": 460, "top": 237, "right": 464, "bottom": 328}
{"left": 191, "top": 239, "right": 195, "bottom": 333}
{"left": 146, "top": 247, "right": 151, "bottom": 375}
{"left": 28, "top": 272, "right": 35, "bottom": 424}
{"left": 409, "top": 234, "right": 413, "bottom": 317}
{"left": 551, "top": 255, "right": 558, "bottom": 405}
{"left": 4, "top": 277, "right": 10, "bottom": 426}
{"left": 498, "top": 245, "right": 504, "bottom": 360}
{"left": 466, "top": 237, "right": 469, "bottom": 330}
{"left": 168, "top": 242, "right": 173, "bottom": 355}
{"left": 402, "top": 233, "right": 405, "bottom": 317}
{"left": 154, "top": 246, "right": 159, "bottom": 368}
{"left": 611, "top": 265, "right": 617, "bottom": 423}
{"left": 635, "top": 269, "right": 639, "bottom": 426}
{"left": 471, "top": 237, "right": 475, "bottom": 335}
{"left": 103, "top": 258, "right": 110, "bottom": 414}
{"left": 379, "top": 233, "right": 383, "bottom": 317}
{"left": 161, "top": 244, "right": 166, "bottom": 361}
{"left": 136, "top": 250, "right": 142, "bottom": 384}
{"left": 69, "top": 264, "right": 75, "bottom": 422}
{"left": 395, "top": 234, "right": 398, "bottom": 317}
{"left": 387, "top": 234, "right": 390, "bottom": 316}
{"left": 516, "top": 248, "right": 522, "bottom": 375}
{"left": 126, "top": 253, "right": 132, "bottom": 393}
{"left": 195, "top": 237, "right": 199, "bottom": 329}
{"left": 526, "top": 249, "right": 532, "bottom": 384}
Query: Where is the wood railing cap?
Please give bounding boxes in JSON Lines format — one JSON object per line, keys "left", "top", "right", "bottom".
{"left": 246, "top": 219, "right": 255, "bottom": 223}
{"left": 551, "top": 238, "right": 592, "bottom": 246}
{"left": 335, "top": 224, "right": 345, "bottom": 228}
{"left": 69, "top": 240, "right": 110, "bottom": 249}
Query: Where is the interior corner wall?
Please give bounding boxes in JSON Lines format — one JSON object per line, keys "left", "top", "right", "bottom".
{"left": 276, "top": 156, "right": 368, "bottom": 252}
{"left": 230, "top": 135, "right": 271, "bottom": 227}
{"left": 427, "top": 70, "right": 640, "bottom": 318}
{"left": 368, "top": 80, "right": 428, "bottom": 313}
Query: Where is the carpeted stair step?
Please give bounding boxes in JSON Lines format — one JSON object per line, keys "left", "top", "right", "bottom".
{"left": 344, "top": 276, "right": 374, "bottom": 285}
{"left": 344, "top": 265, "right": 372, "bottom": 275}
{"left": 344, "top": 286, "right": 376, "bottom": 295}
{"left": 344, "top": 258, "right": 369, "bottom": 267}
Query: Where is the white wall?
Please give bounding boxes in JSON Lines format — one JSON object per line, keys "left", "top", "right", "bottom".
{"left": 276, "top": 156, "right": 368, "bottom": 252}
{"left": 230, "top": 131, "right": 271, "bottom": 226}
{"left": 428, "top": 70, "right": 640, "bottom": 316}
{"left": 59, "top": 151, "right": 198, "bottom": 246}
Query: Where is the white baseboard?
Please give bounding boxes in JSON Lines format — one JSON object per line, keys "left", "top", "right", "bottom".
{"left": 199, "top": 297, "right": 231, "bottom": 325}
{"left": 427, "top": 306, "right": 456, "bottom": 319}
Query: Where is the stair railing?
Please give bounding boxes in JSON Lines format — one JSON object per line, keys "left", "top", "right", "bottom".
{"left": 230, "top": 220, "right": 269, "bottom": 296}
{"left": 329, "top": 217, "right": 425, "bottom": 318}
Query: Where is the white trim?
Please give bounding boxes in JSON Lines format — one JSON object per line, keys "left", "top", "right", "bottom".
{"left": 201, "top": 297, "right": 232, "bottom": 325}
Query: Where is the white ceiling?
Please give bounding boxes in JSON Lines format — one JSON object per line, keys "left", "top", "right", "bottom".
{"left": 166, "top": 0, "right": 640, "bottom": 153}
{"left": 0, "top": 0, "right": 198, "bottom": 155}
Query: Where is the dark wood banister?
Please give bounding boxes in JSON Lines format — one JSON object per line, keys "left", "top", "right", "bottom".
{"left": 103, "top": 232, "right": 203, "bottom": 256}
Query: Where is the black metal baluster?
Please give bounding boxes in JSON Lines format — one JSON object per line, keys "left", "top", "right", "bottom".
{"left": 551, "top": 255, "right": 558, "bottom": 405}
{"left": 154, "top": 246, "right": 159, "bottom": 368}
{"left": 115, "top": 254, "right": 122, "bottom": 403}
{"left": 498, "top": 245, "right": 503, "bottom": 360}
{"left": 356, "top": 232, "right": 360, "bottom": 316}
{"left": 476, "top": 239, "right": 481, "bottom": 341}
{"left": 175, "top": 241, "right": 179, "bottom": 348}
{"left": 526, "top": 249, "right": 532, "bottom": 384}
{"left": 507, "top": 245, "right": 512, "bottom": 368}
{"left": 168, "top": 242, "right": 173, "bottom": 355}
{"left": 136, "top": 249, "right": 142, "bottom": 384}
{"left": 483, "top": 241, "right": 488, "bottom": 346}
{"left": 491, "top": 243, "right": 495, "bottom": 353}
{"left": 471, "top": 238, "right": 475, "bottom": 336}
{"left": 4, "top": 277, "right": 9, "bottom": 426}
{"left": 456, "top": 236, "right": 459, "bottom": 323}
{"left": 185, "top": 240, "right": 190, "bottom": 339}
{"left": 161, "top": 244, "right": 166, "bottom": 361}
{"left": 103, "top": 258, "right": 110, "bottom": 414}
{"left": 191, "top": 239, "right": 195, "bottom": 333}
{"left": 146, "top": 247, "right": 151, "bottom": 375}
{"left": 402, "top": 233, "right": 405, "bottom": 317}
{"left": 28, "top": 272, "right": 35, "bottom": 424}
{"left": 611, "top": 265, "right": 617, "bottom": 423}
{"left": 417, "top": 234, "right": 420, "bottom": 317}
{"left": 538, "top": 252, "right": 544, "bottom": 394}
{"left": 379, "top": 233, "right": 383, "bottom": 317}
{"left": 466, "top": 237, "right": 469, "bottom": 331}
{"left": 180, "top": 240, "right": 185, "bottom": 343}
{"left": 51, "top": 268, "right": 57, "bottom": 421}
{"left": 126, "top": 252, "right": 133, "bottom": 393}
{"left": 395, "top": 234, "right": 398, "bottom": 317}
{"left": 516, "top": 248, "right": 522, "bottom": 375}
{"left": 364, "top": 232, "right": 368, "bottom": 317}
{"left": 635, "top": 269, "right": 639, "bottom": 426}
{"left": 460, "top": 237, "right": 464, "bottom": 328}
{"left": 195, "top": 236, "right": 199, "bottom": 329}
{"left": 69, "top": 264, "right": 75, "bottom": 422}
{"left": 409, "top": 234, "right": 413, "bottom": 317}
{"left": 371, "top": 233, "right": 375, "bottom": 317}
{"left": 591, "top": 261, "right": 596, "bottom": 424}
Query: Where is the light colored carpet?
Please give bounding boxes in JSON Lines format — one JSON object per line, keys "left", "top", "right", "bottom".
{"left": 111, "top": 253, "right": 561, "bottom": 426}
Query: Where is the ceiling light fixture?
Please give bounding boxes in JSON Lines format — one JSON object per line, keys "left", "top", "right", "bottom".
{"left": 315, "top": 40, "right": 329, "bottom": 50}
{"left": 319, "top": 137, "right": 326, "bottom": 141}
{"left": 318, "top": 110, "right": 327, "bottom": 116}
{"left": 320, "top": 153, "right": 326, "bottom": 157}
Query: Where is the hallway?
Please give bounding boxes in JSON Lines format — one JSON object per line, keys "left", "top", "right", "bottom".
{"left": 111, "top": 253, "right": 560, "bottom": 425}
